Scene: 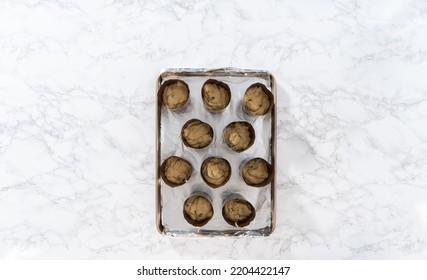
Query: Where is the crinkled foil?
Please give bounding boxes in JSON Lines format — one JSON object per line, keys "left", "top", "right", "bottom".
{"left": 156, "top": 68, "right": 276, "bottom": 237}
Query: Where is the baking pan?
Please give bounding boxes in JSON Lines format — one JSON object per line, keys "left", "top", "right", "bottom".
{"left": 155, "top": 67, "right": 276, "bottom": 237}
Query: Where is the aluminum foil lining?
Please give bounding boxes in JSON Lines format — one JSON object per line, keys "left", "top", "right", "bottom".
{"left": 156, "top": 68, "right": 276, "bottom": 237}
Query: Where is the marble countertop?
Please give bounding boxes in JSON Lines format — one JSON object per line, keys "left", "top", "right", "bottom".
{"left": 1, "top": 0, "right": 427, "bottom": 259}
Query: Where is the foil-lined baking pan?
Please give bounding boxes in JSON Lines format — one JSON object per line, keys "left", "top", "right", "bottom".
{"left": 156, "top": 68, "right": 276, "bottom": 237}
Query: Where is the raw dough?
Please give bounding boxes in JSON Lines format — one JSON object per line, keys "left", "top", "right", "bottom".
{"left": 224, "top": 199, "right": 253, "bottom": 222}
{"left": 244, "top": 86, "right": 270, "bottom": 115}
{"left": 184, "top": 196, "right": 213, "bottom": 222}
{"left": 202, "top": 157, "right": 230, "bottom": 186}
{"left": 164, "top": 156, "right": 192, "bottom": 185}
{"left": 202, "top": 83, "right": 230, "bottom": 111}
{"left": 224, "top": 122, "right": 252, "bottom": 151}
{"left": 242, "top": 158, "right": 269, "bottom": 185}
{"left": 182, "top": 120, "right": 213, "bottom": 148}
{"left": 162, "top": 81, "right": 189, "bottom": 109}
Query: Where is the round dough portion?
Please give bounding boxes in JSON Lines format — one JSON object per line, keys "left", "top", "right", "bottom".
{"left": 242, "top": 158, "right": 270, "bottom": 185}
{"left": 223, "top": 199, "right": 253, "bottom": 222}
{"left": 163, "top": 156, "right": 192, "bottom": 185}
{"left": 202, "top": 83, "right": 230, "bottom": 111}
{"left": 184, "top": 196, "right": 213, "bottom": 222}
{"left": 244, "top": 86, "right": 270, "bottom": 115}
{"left": 182, "top": 120, "right": 213, "bottom": 148}
{"left": 224, "top": 122, "right": 253, "bottom": 152}
{"left": 162, "top": 81, "right": 189, "bottom": 109}
{"left": 201, "top": 157, "right": 230, "bottom": 187}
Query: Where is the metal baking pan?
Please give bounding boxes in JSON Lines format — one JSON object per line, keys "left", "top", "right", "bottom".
{"left": 155, "top": 67, "right": 276, "bottom": 237}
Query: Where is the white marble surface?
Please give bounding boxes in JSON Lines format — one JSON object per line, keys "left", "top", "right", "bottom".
{"left": 0, "top": 0, "right": 427, "bottom": 259}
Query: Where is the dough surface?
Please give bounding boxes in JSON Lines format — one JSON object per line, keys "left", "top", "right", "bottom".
{"left": 244, "top": 86, "right": 270, "bottom": 115}
{"left": 224, "top": 199, "right": 253, "bottom": 222}
{"left": 163, "top": 156, "right": 192, "bottom": 185}
{"left": 224, "top": 122, "right": 253, "bottom": 151}
{"left": 242, "top": 158, "right": 270, "bottom": 185}
{"left": 202, "top": 157, "right": 230, "bottom": 186}
{"left": 162, "top": 81, "right": 189, "bottom": 109}
{"left": 184, "top": 196, "right": 213, "bottom": 222}
{"left": 202, "top": 83, "right": 230, "bottom": 111}
{"left": 182, "top": 120, "right": 213, "bottom": 148}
